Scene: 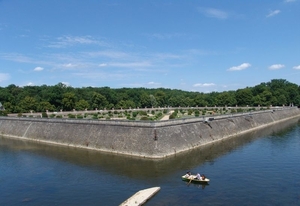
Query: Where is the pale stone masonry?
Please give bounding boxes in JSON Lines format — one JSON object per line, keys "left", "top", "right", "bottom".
{"left": 0, "top": 107, "right": 299, "bottom": 159}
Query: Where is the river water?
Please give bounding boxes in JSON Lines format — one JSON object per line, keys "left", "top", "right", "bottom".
{"left": 1, "top": 118, "right": 300, "bottom": 206}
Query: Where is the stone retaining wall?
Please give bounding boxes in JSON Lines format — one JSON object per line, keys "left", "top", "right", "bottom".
{"left": 0, "top": 107, "right": 299, "bottom": 158}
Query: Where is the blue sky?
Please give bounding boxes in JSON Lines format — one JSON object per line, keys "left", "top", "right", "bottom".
{"left": 0, "top": 0, "right": 299, "bottom": 93}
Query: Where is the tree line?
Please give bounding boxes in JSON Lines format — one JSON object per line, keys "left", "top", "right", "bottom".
{"left": 0, "top": 79, "right": 299, "bottom": 114}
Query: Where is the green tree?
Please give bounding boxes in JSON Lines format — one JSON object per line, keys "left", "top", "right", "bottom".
{"left": 149, "top": 95, "right": 158, "bottom": 107}
{"left": 140, "top": 92, "right": 152, "bottom": 108}
{"left": 75, "top": 99, "right": 90, "bottom": 111}
{"left": 236, "top": 88, "right": 253, "bottom": 106}
{"left": 260, "top": 90, "right": 273, "bottom": 106}
{"left": 62, "top": 92, "right": 76, "bottom": 111}
{"left": 252, "top": 95, "right": 262, "bottom": 106}
{"left": 20, "top": 96, "right": 37, "bottom": 112}
{"left": 91, "top": 92, "right": 108, "bottom": 109}
{"left": 37, "top": 101, "right": 55, "bottom": 112}
{"left": 216, "top": 91, "right": 237, "bottom": 106}
{"left": 194, "top": 94, "right": 208, "bottom": 107}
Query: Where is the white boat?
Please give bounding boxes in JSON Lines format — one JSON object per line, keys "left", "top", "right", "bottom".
{"left": 181, "top": 174, "right": 210, "bottom": 184}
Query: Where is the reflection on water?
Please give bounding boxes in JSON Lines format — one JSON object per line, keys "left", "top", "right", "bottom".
{"left": 1, "top": 117, "right": 299, "bottom": 179}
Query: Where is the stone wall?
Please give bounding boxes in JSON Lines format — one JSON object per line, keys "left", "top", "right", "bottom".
{"left": 0, "top": 107, "right": 299, "bottom": 158}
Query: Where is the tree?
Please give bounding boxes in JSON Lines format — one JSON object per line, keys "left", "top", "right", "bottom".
{"left": 116, "top": 100, "right": 136, "bottom": 109}
{"left": 155, "top": 90, "right": 166, "bottom": 106}
{"left": 194, "top": 94, "right": 208, "bottom": 107}
{"left": 37, "top": 101, "right": 55, "bottom": 112}
{"left": 236, "top": 88, "right": 253, "bottom": 106}
{"left": 260, "top": 90, "right": 273, "bottom": 106}
{"left": 3, "top": 102, "right": 13, "bottom": 113}
{"left": 75, "top": 99, "right": 90, "bottom": 111}
{"left": 276, "top": 94, "right": 287, "bottom": 106}
{"left": 20, "top": 96, "right": 37, "bottom": 112}
{"left": 252, "top": 95, "right": 262, "bottom": 106}
{"left": 216, "top": 91, "right": 237, "bottom": 106}
{"left": 140, "top": 92, "right": 152, "bottom": 108}
{"left": 149, "top": 95, "right": 158, "bottom": 107}
{"left": 91, "top": 92, "right": 108, "bottom": 109}
{"left": 62, "top": 92, "right": 76, "bottom": 111}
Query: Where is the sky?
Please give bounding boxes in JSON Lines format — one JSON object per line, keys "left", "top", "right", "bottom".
{"left": 0, "top": 0, "right": 299, "bottom": 93}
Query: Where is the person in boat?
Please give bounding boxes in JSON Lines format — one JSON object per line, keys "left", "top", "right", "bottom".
{"left": 195, "top": 173, "right": 206, "bottom": 180}
{"left": 196, "top": 173, "right": 201, "bottom": 180}
{"left": 184, "top": 171, "right": 192, "bottom": 178}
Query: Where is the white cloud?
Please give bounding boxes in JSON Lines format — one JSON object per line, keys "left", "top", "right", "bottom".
{"left": 269, "top": 64, "right": 285, "bottom": 70}
{"left": 228, "top": 63, "right": 251, "bottom": 71}
{"left": 34, "top": 66, "right": 44, "bottom": 71}
{"left": 61, "top": 63, "right": 79, "bottom": 68}
{"left": 48, "top": 35, "right": 108, "bottom": 48}
{"left": 193, "top": 83, "right": 215, "bottom": 87}
{"left": 198, "top": 7, "right": 228, "bottom": 19}
{"left": 99, "top": 63, "right": 107, "bottom": 67}
{"left": 27, "top": 82, "right": 34, "bottom": 86}
{"left": 109, "top": 62, "right": 152, "bottom": 68}
{"left": 147, "top": 81, "right": 161, "bottom": 86}
{"left": 284, "top": 0, "right": 296, "bottom": 3}
{"left": 0, "top": 73, "right": 10, "bottom": 82}
{"left": 266, "top": 10, "right": 281, "bottom": 18}
{"left": 86, "top": 51, "right": 129, "bottom": 59}
{"left": 293, "top": 65, "right": 300, "bottom": 69}
{"left": 61, "top": 82, "right": 70, "bottom": 86}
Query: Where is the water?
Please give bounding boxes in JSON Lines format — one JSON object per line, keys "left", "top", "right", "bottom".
{"left": 0, "top": 119, "right": 300, "bottom": 206}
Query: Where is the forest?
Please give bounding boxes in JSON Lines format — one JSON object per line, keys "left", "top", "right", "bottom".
{"left": 0, "top": 79, "right": 299, "bottom": 115}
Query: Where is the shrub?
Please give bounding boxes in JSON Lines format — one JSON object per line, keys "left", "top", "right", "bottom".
{"left": 127, "top": 116, "right": 135, "bottom": 120}
{"left": 139, "top": 111, "right": 147, "bottom": 116}
{"left": 132, "top": 111, "right": 138, "bottom": 117}
{"left": 42, "top": 112, "right": 48, "bottom": 118}
{"left": 77, "top": 115, "right": 83, "bottom": 119}
{"left": 156, "top": 112, "right": 163, "bottom": 118}
{"left": 140, "top": 116, "right": 149, "bottom": 120}
{"left": 68, "top": 114, "right": 76, "bottom": 118}
{"left": 237, "top": 108, "right": 243, "bottom": 113}
{"left": 0, "top": 111, "right": 8, "bottom": 116}
{"left": 169, "top": 111, "right": 178, "bottom": 119}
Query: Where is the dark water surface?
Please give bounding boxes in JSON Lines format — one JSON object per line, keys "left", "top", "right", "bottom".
{"left": 1, "top": 119, "right": 300, "bottom": 206}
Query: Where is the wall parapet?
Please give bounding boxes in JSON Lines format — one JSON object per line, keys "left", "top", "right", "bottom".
{"left": 0, "top": 107, "right": 289, "bottom": 127}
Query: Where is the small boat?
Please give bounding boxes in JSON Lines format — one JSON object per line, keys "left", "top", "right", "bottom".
{"left": 182, "top": 174, "right": 210, "bottom": 184}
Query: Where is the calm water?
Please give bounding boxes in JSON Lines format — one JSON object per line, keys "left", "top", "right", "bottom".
{"left": 1, "top": 119, "right": 300, "bottom": 206}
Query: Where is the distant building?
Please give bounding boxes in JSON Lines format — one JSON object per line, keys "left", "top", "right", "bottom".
{"left": 0, "top": 102, "right": 5, "bottom": 110}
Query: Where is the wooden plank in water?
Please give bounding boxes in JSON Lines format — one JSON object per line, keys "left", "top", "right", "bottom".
{"left": 120, "top": 187, "right": 160, "bottom": 206}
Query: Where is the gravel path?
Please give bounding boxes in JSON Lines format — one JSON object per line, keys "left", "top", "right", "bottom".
{"left": 160, "top": 110, "right": 174, "bottom": 121}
